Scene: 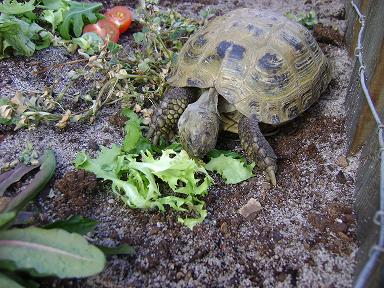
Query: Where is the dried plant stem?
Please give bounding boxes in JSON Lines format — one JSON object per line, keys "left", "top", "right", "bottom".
{"left": 32, "top": 59, "right": 89, "bottom": 75}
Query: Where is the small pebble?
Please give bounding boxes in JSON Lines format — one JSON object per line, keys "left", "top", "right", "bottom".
{"left": 134, "top": 104, "right": 142, "bottom": 113}
{"left": 220, "top": 221, "right": 230, "bottom": 236}
{"left": 336, "top": 156, "right": 348, "bottom": 168}
{"left": 108, "top": 198, "right": 115, "bottom": 204}
{"left": 238, "top": 198, "right": 262, "bottom": 220}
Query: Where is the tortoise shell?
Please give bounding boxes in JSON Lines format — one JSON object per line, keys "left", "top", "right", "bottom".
{"left": 167, "top": 8, "right": 331, "bottom": 125}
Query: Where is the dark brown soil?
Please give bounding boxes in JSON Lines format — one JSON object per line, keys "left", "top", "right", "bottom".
{"left": 52, "top": 170, "right": 100, "bottom": 218}
{"left": 314, "top": 23, "right": 344, "bottom": 47}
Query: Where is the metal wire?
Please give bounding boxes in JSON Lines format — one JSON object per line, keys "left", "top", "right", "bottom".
{"left": 351, "top": 1, "right": 384, "bottom": 287}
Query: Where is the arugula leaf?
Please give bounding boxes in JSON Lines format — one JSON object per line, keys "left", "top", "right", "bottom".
{"left": 122, "top": 108, "right": 155, "bottom": 154}
{"left": 205, "top": 154, "right": 255, "bottom": 184}
{"left": 0, "top": 0, "right": 35, "bottom": 15}
{"left": 74, "top": 144, "right": 121, "bottom": 180}
{"left": 59, "top": 1, "right": 103, "bottom": 39}
{"left": 122, "top": 109, "right": 143, "bottom": 153}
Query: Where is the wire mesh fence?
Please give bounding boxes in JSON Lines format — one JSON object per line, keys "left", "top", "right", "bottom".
{"left": 350, "top": 1, "right": 384, "bottom": 287}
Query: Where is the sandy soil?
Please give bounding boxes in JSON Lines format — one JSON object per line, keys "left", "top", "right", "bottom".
{"left": 0, "top": 0, "right": 358, "bottom": 287}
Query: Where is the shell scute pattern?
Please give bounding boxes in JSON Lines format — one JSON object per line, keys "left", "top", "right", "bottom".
{"left": 258, "top": 53, "right": 284, "bottom": 71}
{"left": 168, "top": 8, "right": 331, "bottom": 124}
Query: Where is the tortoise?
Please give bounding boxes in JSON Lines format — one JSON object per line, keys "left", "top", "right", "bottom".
{"left": 147, "top": 8, "right": 331, "bottom": 186}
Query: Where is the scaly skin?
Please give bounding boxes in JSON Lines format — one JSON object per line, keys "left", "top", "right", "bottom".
{"left": 146, "top": 87, "right": 198, "bottom": 145}
{"left": 178, "top": 88, "right": 220, "bottom": 157}
{"left": 238, "top": 114, "right": 277, "bottom": 186}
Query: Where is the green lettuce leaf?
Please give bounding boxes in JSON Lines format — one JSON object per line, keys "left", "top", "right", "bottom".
{"left": 75, "top": 146, "right": 212, "bottom": 229}
{"left": 205, "top": 154, "right": 255, "bottom": 184}
{"left": 41, "top": 0, "right": 68, "bottom": 10}
{"left": 0, "top": 15, "right": 53, "bottom": 58}
{"left": 0, "top": 0, "right": 35, "bottom": 15}
{"left": 42, "top": 8, "right": 66, "bottom": 32}
{"left": 207, "top": 149, "right": 243, "bottom": 160}
{"left": 122, "top": 109, "right": 143, "bottom": 153}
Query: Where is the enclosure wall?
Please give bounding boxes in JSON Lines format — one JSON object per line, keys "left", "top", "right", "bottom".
{"left": 345, "top": 0, "right": 384, "bottom": 286}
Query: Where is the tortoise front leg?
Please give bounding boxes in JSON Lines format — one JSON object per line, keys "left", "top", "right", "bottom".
{"left": 146, "top": 87, "right": 197, "bottom": 145}
{"left": 238, "top": 114, "right": 277, "bottom": 186}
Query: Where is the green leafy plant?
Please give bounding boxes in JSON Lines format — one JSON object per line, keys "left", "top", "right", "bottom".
{"left": 0, "top": 150, "right": 107, "bottom": 287}
{"left": 0, "top": 14, "right": 53, "bottom": 58}
{"left": 0, "top": 227, "right": 106, "bottom": 278}
{"left": 0, "top": 0, "right": 35, "bottom": 15}
{"left": 58, "top": 1, "right": 103, "bottom": 39}
{"left": 74, "top": 109, "right": 257, "bottom": 228}
{"left": 43, "top": 215, "right": 136, "bottom": 256}
{"left": 205, "top": 153, "right": 255, "bottom": 184}
{"left": 0, "top": 0, "right": 103, "bottom": 58}
{"left": 285, "top": 10, "right": 318, "bottom": 29}
{"left": 72, "top": 32, "right": 104, "bottom": 55}
{"left": 19, "top": 142, "right": 39, "bottom": 165}
{"left": 75, "top": 110, "right": 212, "bottom": 229}
{"left": 43, "top": 215, "right": 98, "bottom": 234}
{"left": 1, "top": 150, "right": 56, "bottom": 214}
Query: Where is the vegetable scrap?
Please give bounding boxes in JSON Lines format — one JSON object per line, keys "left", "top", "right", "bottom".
{"left": 74, "top": 109, "right": 256, "bottom": 228}
{"left": 0, "top": 0, "right": 134, "bottom": 58}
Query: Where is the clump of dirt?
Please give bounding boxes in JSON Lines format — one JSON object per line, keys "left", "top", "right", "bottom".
{"left": 314, "top": 23, "right": 344, "bottom": 47}
{"left": 0, "top": 133, "right": 6, "bottom": 144}
{"left": 52, "top": 170, "right": 100, "bottom": 218}
{"left": 108, "top": 113, "right": 127, "bottom": 128}
{"left": 307, "top": 201, "right": 356, "bottom": 255}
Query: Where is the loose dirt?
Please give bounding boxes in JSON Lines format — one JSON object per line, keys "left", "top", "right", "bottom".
{"left": 0, "top": 0, "right": 358, "bottom": 287}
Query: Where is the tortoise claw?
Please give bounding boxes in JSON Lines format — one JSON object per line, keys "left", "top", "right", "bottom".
{"left": 266, "top": 166, "right": 276, "bottom": 187}
{"left": 153, "top": 133, "right": 160, "bottom": 146}
{"left": 146, "top": 126, "right": 155, "bottom": 140}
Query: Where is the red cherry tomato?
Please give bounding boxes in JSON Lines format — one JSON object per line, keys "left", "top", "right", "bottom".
{"left": 83, "top": 19, "right": 120, "bottom": 43}
{"left": 104, "top": 6, "right": 132, "bottom": 33}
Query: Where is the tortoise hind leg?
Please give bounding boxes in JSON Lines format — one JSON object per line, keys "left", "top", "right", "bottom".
{"left": 146, "top": 87, "right": 198, "bottom": 145}
{"left": 239, "top": 114, "right": 277, "bottom": 186}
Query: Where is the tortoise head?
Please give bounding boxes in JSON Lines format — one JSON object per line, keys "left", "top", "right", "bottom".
{"left": 178, "top": 89, "right": 220, "bottom": 158}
